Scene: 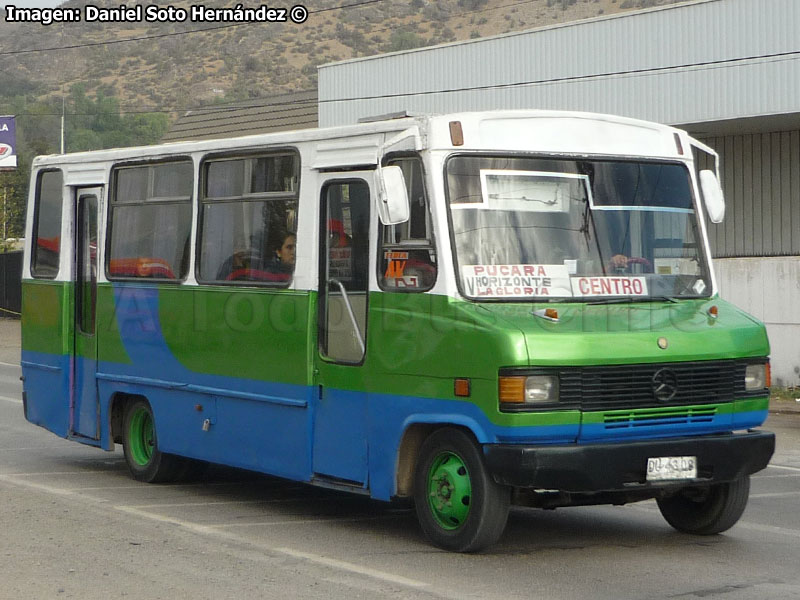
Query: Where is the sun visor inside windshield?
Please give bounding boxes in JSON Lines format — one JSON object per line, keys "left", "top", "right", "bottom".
{"left": 588, "top": 162, "right": 693, "bottom": 212}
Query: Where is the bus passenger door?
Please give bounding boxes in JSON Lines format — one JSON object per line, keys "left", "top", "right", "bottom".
{"left": 72, "top": 188, "right": 101, "bottom": 440}
{"left": 313, "top": 175, "right": 373, "bottom": 486}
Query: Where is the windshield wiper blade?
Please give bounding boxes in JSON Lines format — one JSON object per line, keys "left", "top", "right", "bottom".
{"left": 587, "top": 295, "right": 679, "bottom": 305}
{"left": 587, "top": 297, "right": 635, "bottom": 305}
{"left": 649, "top": 295, "right": 679, "bottom": 304}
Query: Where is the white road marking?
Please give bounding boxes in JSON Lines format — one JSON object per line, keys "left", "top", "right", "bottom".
{"left": 734, "top": 521, "right": 800, "bottom": 539}
{"left": 0, "top": 394, "right": 22, "bottom": 404}
{"left": 0, "top": 361, "right": 20, "bottom": 367}
{"left": 0, "top": 471, "right": 431, "bottom": 592}
{"left": 274, "top": 547, "right": 429, "bottom": 589}
{"left": 628, "top": 496, "right": 800, "bottom": 538}
{"left": 0, "top": 474, "right": 77, "bottom": 497}
{"left": 114, "top": 505, "right": 217, "bottom": 534}
{"left": 766, "top": 464, "right": 800, "bottom": 472}
{"left": 114, "top": 506, "right": 428, "bottom": 589}
{"left": 749, "top": 491, "right": 800, "bottom": 499}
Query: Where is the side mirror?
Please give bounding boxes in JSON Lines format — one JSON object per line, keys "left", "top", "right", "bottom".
{"left": 699, "top": 170, "right": 725, "bottom": 223}
{"left": 377, "top": 165, "right": 410, "bottom": 225}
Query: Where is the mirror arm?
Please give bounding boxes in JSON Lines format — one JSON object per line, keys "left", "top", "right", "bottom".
{"left": 376, "top": 161, "right": 390, "bottom": 217}
{"left": 375, "top": 126, "right": 421, "bottom": 225}
{"left": 378, "top": 127, "right": 423, "bottom": 161}
{"left": 691, "top": 139, "right": 722, "bottom": 177}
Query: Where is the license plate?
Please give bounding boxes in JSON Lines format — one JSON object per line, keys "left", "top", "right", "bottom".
{"left": 646, "top": 456, "right": 697, "bottom": 481}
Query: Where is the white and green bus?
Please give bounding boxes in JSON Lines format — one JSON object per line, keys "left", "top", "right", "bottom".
{"left": 22, "top": 110, "right": 774, "bottom": 551}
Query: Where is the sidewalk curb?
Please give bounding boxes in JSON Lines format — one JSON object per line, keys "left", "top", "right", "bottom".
{"left": 769, "top": 401, "right": 800, "bottom": 416}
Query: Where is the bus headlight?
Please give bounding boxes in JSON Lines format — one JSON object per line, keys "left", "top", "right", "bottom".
{"left": 499, "top": 375, "right": 559, "bottom": 406}
{"left": 745, "top": 363, "right": 770, "bottom": 391}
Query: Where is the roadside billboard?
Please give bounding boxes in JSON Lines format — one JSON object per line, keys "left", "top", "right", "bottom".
{"left": 0, "top": 116, "right": 17, "bottom": 169}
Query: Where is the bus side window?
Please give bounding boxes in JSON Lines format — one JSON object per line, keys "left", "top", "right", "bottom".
{"left": 31, "top": 170, "right": 64, "bottom": 279}
{"left": 107, "top": 161, "right": 193, "bottom": 280}
{"left": 197, "top": 152, "right": 299, "bottom": 286}
{"left": 378, "top": 157, "right": 437, "bottom": 291}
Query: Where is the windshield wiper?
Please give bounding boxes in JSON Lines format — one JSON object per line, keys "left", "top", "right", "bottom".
{"left": 577, "top": 195, "right": 610, "bottom": 275}
{"left": 587, "top": 297, "right": 635, "bottom": 305}
{"left": 587, "top": 295, "right": 679, "bottom": 305}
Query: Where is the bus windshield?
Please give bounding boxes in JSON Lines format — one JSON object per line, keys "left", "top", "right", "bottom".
{"left": 446, "top": 155, "right": 712, "bottom": 301}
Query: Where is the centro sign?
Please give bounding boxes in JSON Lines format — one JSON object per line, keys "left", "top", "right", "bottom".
{"left": 0, "top": 116, "right": 17, "bottom": 169}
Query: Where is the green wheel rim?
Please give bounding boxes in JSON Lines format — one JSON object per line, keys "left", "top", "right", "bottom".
{"left": 129, "top": 407, "right": 155, "bottom": 467}
{"left": 427, "top": 451, "right": 471, "bottom": 530}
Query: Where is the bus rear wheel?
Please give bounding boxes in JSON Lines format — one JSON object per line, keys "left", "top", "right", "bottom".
{"left": 122, "top": 399, "right": 183, "bottom": 483}
{"left": 413, "top": 428, "right": 510, "bottom": 552}
{"left": 656, "top": 476, "right": 750, "bottom": 535}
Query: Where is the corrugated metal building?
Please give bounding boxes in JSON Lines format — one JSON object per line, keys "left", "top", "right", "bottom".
{"left": 318, "top": 0, "right": 800, "bottom": 384}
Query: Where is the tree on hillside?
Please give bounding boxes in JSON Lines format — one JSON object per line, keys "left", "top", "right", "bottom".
{"left": 0, "top": 79, "right": 172, "bottom": 239}
{"left": 0, "top": 163, "right": 28, "bottom": 251}
{"left": 387, "top": 30, "right": 427, "bottom": 52}
{"left": 66, "top": 84, "right": 169, "bottom": 152}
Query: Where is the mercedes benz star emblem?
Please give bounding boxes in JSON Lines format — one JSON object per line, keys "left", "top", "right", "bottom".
{"left": 652, "top": 368, "right": 678, "bottom": 402}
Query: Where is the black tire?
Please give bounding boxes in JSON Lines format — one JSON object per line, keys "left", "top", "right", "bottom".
{"left": 657, "top": 476, "right": 750, "bottom": 535}
{"left": 413, "top": 428, "right": 510, "bottom": 552}
{"left": 122, "top": 399, "right": 183, "bottom": 483}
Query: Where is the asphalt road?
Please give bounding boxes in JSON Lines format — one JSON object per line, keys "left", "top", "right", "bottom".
{"left": 1, "top": 358, "right": 800, "bottom": 600}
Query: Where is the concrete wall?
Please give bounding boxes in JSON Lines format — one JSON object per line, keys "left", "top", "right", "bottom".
{"left": 705, "top": 129, "right": 800, "bottom": 387}
{"left": 715, "top": 257, "right": 800, "bottom": 386}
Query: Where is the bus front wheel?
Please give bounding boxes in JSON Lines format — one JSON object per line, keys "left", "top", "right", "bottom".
{"left": 656, "top": 476, "right": 750, "bottom": 535}
{"left": 122, "top": 399, "right": 183, "bottom": 483}
{"left": 413, "top": 428, "right": 510, "bottom": 552}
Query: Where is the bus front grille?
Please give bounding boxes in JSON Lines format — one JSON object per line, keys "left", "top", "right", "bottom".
{"left": 558, "top": 360, "right": 741, "bottom": 411}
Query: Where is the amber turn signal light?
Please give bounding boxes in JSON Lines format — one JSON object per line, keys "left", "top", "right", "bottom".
{"left": 449, "top": 121, "right": 464, "bottom": 146}
{"left": 765, "top": 362, "right": 771, "bottom": 388}
{"left": 498, "top": 376, "right": 526, "bottom": 403}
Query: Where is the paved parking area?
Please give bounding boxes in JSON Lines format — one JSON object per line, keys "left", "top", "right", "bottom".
{"left": 2, "top": 316, "right": 800, "bottom": 598}
{"left": 0, "top": 318, "right": 20, "bottom": 365}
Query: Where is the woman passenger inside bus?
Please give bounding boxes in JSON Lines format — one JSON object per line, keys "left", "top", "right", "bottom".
{"left": 215, "top": 231, "right": 295, "bottom": 283}
{"left": 265, "top": 231, "right": 296, "bottom": 276}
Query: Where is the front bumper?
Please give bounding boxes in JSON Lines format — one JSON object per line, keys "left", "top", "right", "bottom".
{"left": 484, "top": 430, "right": 775, "bottom": 492}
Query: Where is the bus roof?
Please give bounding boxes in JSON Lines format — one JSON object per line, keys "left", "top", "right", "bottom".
{"left": 32, "top": 109, "right": 706, "bottom": 171}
